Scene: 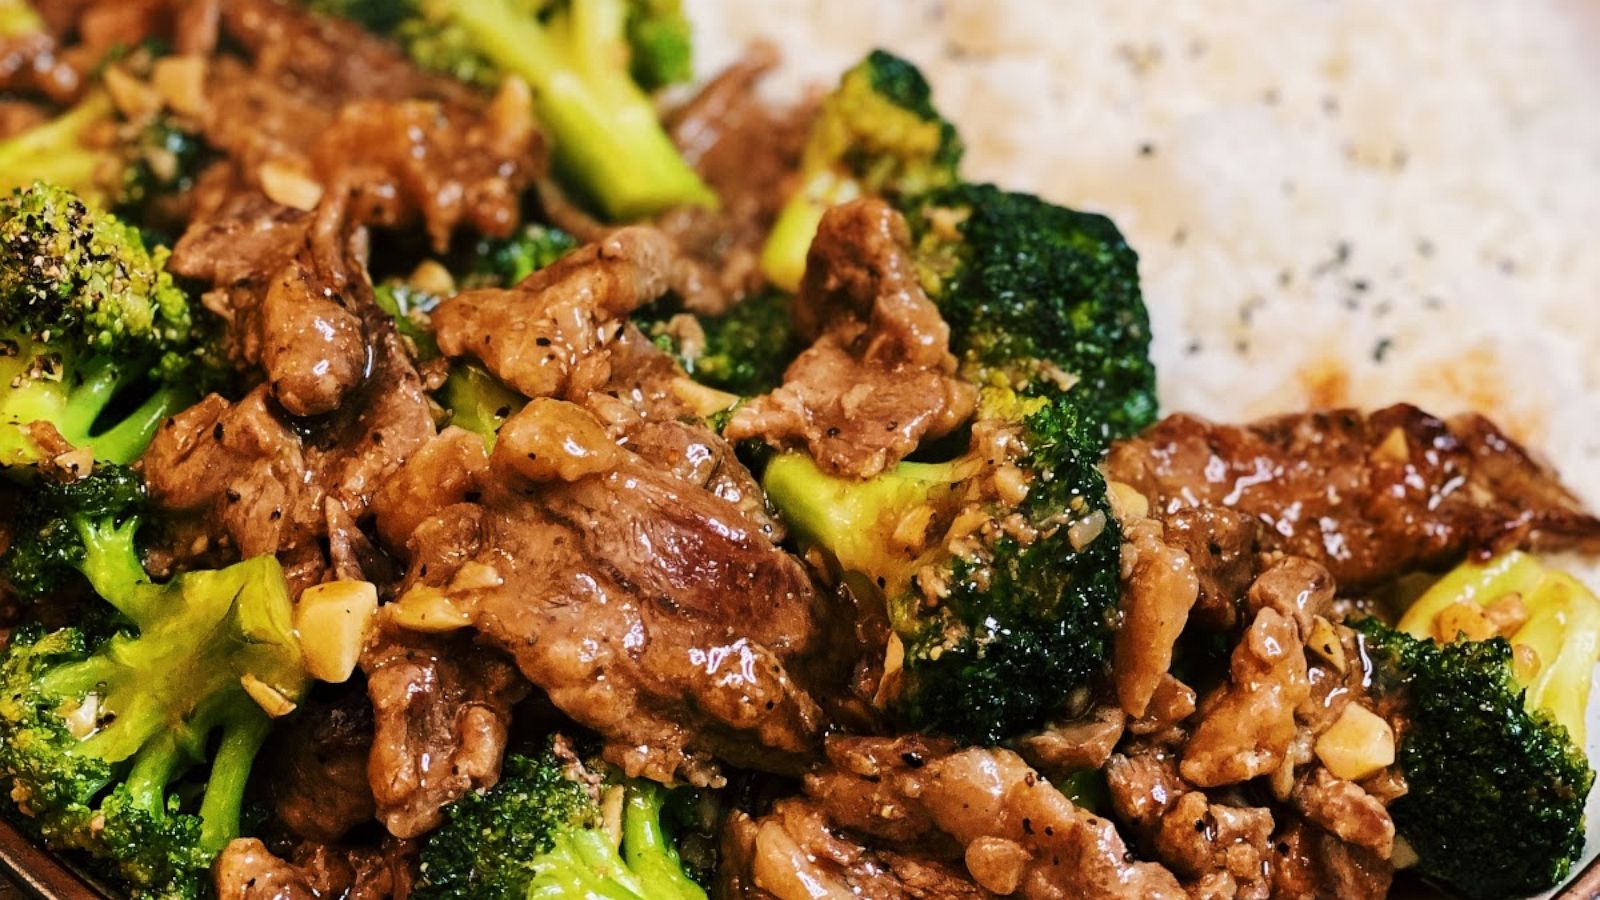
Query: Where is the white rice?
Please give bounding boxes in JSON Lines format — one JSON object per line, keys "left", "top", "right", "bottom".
{"left": 686, "top": 0, "right": 1600, "bottom": 884}
{"left": 688, "top": 0, "right": 1600, "bottom": 505}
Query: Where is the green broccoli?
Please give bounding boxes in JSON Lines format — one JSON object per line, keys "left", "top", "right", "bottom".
{"left": 316, "top": 0, "right": 714, "bottom": 220}
{"left": 461, "top": 221, "right": 578, "bottom": 288}
{"left": 758, "top": 173, "right": 1152, "bottom": 741}
{"left": 624, "top": 0, "right": 692, "bottom": 91}
{"left": 0, "top": 184, "right": 199, "bottom": 468}
{"left": 415, "top": 744, "right": 706, "bottom": 900}
{"left": 0, "top": 462, "right": 145, "bottom": 600}
{"left": 759, "top": 50, "right": 964, "bottom": 291}
{"left": 1355, "top": 614, "right": 1594, "bottom": 900}
{"left": 0, "top": 90, "right": 205, "bottom": 225}
{"left": 0, "top": 466, "right": 309, "bottom": 898}
{"left": 639, "top": 290, "right": 795, "bottom": 396}
{"left": 902, "top": 183, "right": 1157, "bottom": 444}
{"left": 763, "top": 395, "right": 1122, "bottom": 743}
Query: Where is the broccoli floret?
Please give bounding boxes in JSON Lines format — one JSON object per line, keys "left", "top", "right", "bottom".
{"left": 415, "top": 744, "right": 706, "bottom": 900}
{"left": 763, "top": 395, "right": 1122, "bottom": 742}
{"left": 1349, "top": 554, "right": 1600, "bottom": 899}
{"left": 462, "top": 222, "right": 578, "bottom": 288}
{"left": 639, "top": 291, "right": 796, "bottom": 396}
{"left": 320, "top": 0, "right": 714, "bottom": 220}
{"left": 0, "top": 90, "right": 205, "bottom": 225}
{"left": 0, "top": 463, "right": 144, "bottom": 600}
{"left": 1355, "top": 613, "right": 1594, "bottom": 900}
{"left": 624, "top": 0, "right": 692, "bottom": 91}
{"left": 760, "top": 50, "right": 964, "bottom": 291}
{"left": 759, "top": 173, "right": 1152, "bottom": 742}
{"left": 0, "top": 470, "right": 308, "bottom": 898}
{"left": 0, "top": 184, "right": 199, "bottom": 467}
{"left": 902, "top": 183, "right": 1157, "bottom": 445}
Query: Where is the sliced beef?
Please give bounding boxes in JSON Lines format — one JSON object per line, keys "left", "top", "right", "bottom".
{"left": 658, "top": 42, "right": 815, "bottom": 314}
{"left": 369, "top": 427, "right": 490, "bottom": 552}
{"left": 1014, "top": 703, "right": 1127, "bottom": 776}
{"left": 726, "top": 199, "right": 976, "bottom": 479}
{"left": 461, "top": 399, "right": 832, "bottom": 783}
{"left": 1180, "top": 606, "right": 1310, "bottom": 787}
{"left": 140, "top": 385, "right": 313, "bottom": 563}
{"left": 801, "top": 736, "right": 1188, "bottom": 898}
{"left": 719, "top": 799, "right": 989, "bottom": 900}
{"left": 1114, "top": 515, "right": 1200, "bottom": 718}
{"left": 1292, "top": 768, "right": 1394, "bottom": 859}
{"left": 308, "top": 92, "right": 541, "bottom": 251}
{"left": 362, "top": 620, "right": 527, "bottom": 839}
{"left": 267, "top": 687, "right": 376, "bottom": 844}
{"left": 140, "top": 319, "right": 432, "bottom": 594}
{"left": 1105, "top": 747, "right": 1276, "bottom": 898}
{"left": 432, "top": 227, "right": 678, "bottom": 400}
{"left": 213, "top": 837, "right": 415, "bottom": 900}
{"left": 1106, "top": 405, "right": 1600, "bottom": 589}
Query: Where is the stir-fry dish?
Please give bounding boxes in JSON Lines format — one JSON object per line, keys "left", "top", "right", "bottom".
{"left": 1, "top": 2, "right": 1598, "bottom": 899}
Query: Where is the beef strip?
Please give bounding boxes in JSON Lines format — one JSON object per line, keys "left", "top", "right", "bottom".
{"left": 266, "top": 686, "right": 376, "bottom": 844}
{"left": 801, "top": 736, "right": 1188, "bottom": 898}
{"left": 1106, "top": 405, "right": 1600, "bottom": 590}
{"left": 308, "top": 90, "right": 541, "bottom": 251}
{"left": 1114, "top": 514, "right": 1201, "bottom": 718}
{"left": 657, "top": 42, "right": 815, "bottom": 315}
{"left": 140, "top": 316, "right": 433, "bottom": 594}
{"left": 460, "top": 398, "right": 832, "bottom": 783}
{"left": 719, "top": 799, "right": 990, "bottom": 900}
{"left": 1292, "top": 768, "right": 1394, "bottom": 859}
{"left": 431, "top": 226, "right": 678, "bottom": 400}
{"left": 1181, "top": 606, "right": 1310, "bottom": 787}
{"left": 213, "top": 837, "right": 415, "bottom": 900}
{"left": 1105, "top": 747, "right": 1277, "bottom": 898}
{"left": 726, "top": 199, "right": 976, "bottom": 479}
{"left": 362, "top": 620, "right": 527, "bottom": 839}
{"left": 1014, "top": 703, "right": 1128, "bottom": 776}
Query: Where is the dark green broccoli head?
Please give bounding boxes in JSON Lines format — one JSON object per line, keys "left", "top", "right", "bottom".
{"left": 0, "top": 549, "right": 306, "bottom": 899}
{"left": 902, "top": 400, "right": 1121, "bottom": 739}
{"left": 903, "top": 183, "right": 1157, "bottom": 445}
{"left": 0, "top": 184, "right": 199, "bottom": 466}
{"left": 761, "top": 49, "right": 964, "bottom": 291}
{"left": 415, "top": 750, "right": 594, "bottom": 899}
{"left": 1355, "top": 619, "right": 1593, "bottom": 900}
{"left": 464, "top": 222, "right": 578, "bottom": 288}
{"left": 114, "top": 116, "right": 209, "bottom": 229}
{"left": 763, "top": 398, "right": 1122, "bottom": 743}
{"left": 640, "top": 291, "right": 796, "bottom": 396}
{"left": 416, "top": 744, "right": 706, "bottom": 900}
{"left": 0, "top": 463, "right": 144, "bottom": 600}
{"left": 625, "top": 0, "right": 693, "bottom": 91}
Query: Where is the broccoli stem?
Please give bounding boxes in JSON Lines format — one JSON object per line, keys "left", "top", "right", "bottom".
{"left": 1516, "top": 572, "right": 1600, "bottom": 745}
{"left": 527, "top": 829, "right": 647, "bottom": 899}
{"left": 0, "top": 93, "right": 114, "bottom": 200}
{"left": 121, "top": 732, "right": 186, "bottom": 814}
{"left": 1397, "top": 550, "right": 1545, "bottom": 638}
{"left": 621, "top": 782, "right": 706, "bottom": 900}
{"left": 74, "top": 519, "right": 151, "bottom": 621}
{"left": 761, "top": 451, "right": 958, "bottom": 584}
{"left": 196, "top": 714, "right": 271, "bottom": 853}
{"left": 760, "top": 170, "right": 859, "bottom": 293}
{"left": 0, "top": 350, "right": 192, "bottom": 466}
{"left": 436, "top": 0, "right": 716, "bottom": 219}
